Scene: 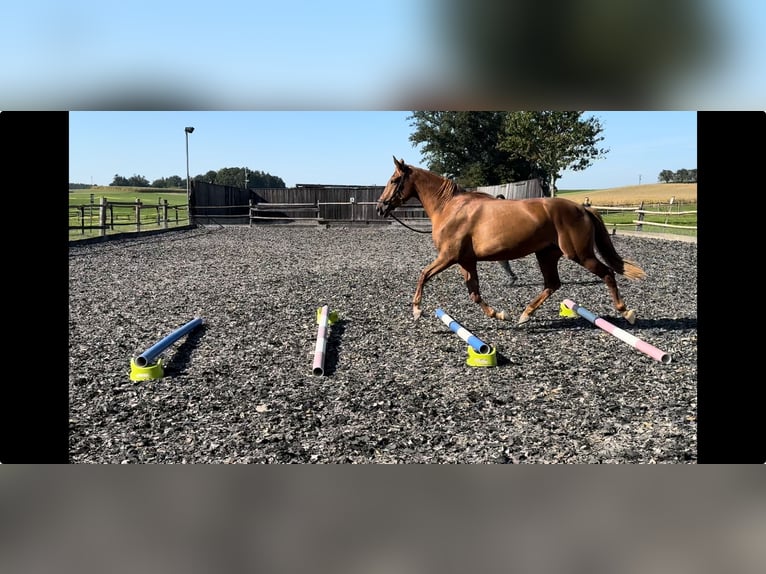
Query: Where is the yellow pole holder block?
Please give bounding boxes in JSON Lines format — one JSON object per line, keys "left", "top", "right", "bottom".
{"left": 130, "top": 357, "right": 165, "bottom": 381}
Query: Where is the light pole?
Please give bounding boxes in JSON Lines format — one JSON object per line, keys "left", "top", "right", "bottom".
{"left": 185, "top": 127, "right": 194, "bottom": 203}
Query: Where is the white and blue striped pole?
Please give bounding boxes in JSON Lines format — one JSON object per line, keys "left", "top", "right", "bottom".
{"left": 435, "top": 309, "right": 490, "bottom": 354}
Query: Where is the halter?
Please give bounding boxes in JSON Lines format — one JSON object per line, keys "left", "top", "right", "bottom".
{"left": 380, "top": 171, "right": 430, "bottom": 233}
{"left": 381, "top": 173, "right": 407, "bottom": 212}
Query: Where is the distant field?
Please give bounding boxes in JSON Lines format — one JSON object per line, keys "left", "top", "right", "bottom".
{"left": 558, "top": 183, "right": 696, "bottom": 206}
{"left": 68, "top": 186, "right": 187, "bottom": 206}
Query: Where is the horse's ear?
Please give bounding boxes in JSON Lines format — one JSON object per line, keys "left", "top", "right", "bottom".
{"left": 393, "top": 156, "right": 405, "bottom": 170}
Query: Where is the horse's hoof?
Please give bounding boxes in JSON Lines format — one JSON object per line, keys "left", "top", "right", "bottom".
{"left": 517, "top": 313, "right": 530, "bottom": 326}
{"left": 495, "top": 311, "right": 507, "bottom": 321}
{"left": 624, "top": 309, "right": 637, "bottom": 324}
{"left": 413, "top": 308, "right": 422, "bottom": 320}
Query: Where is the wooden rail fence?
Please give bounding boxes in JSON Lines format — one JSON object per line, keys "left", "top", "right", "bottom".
{"left": 589, "top": 200, "right": 697, "bottom": 234}
{"left": 69, "top": 197, "right": 190, "bottom": 237}
{"left": 248, "top": 199, "right": 429, "bottom": 226}
{"left": 71, "top": 196, "right": 695, "bottom": 239}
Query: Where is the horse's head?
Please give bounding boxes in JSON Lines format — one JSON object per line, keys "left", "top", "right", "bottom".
{"left": 376, "top": 156, "right": 415, "bottom": 218}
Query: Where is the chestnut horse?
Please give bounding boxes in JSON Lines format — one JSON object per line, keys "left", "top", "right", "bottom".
{"left": 376, "top": 157, "right": 646, "bottom": 325}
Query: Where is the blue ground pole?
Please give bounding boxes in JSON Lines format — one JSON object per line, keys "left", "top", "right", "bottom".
{"left": 135, "top": 317, "right": 204, "bottom": 367}
{"left": 435, "top": 309, "right": 490, "bottom": 354}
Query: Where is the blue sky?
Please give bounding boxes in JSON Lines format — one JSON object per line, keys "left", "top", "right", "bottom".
{"left": 69, "top": 111, "right": 696, "bottom": 190}
{"left": 3, "top": 1, "right": 764, "bottom": 110}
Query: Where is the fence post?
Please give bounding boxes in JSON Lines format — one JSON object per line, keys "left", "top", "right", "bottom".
{"left": 665, "top": 196, "right": 675, "bottom": 225}
{"left": 249, "top": 199, "right": 253, "bottom": 227}
{"left": 135, "top": 199, "right": 142, "bottom": 232}
{"left": 635, "top": 200, "right": 644, "bottom": 232}
{"left": 99, "top": 197, "right": 107, "bottom": 237}
{"left": 162, "top": 199, "right": 169, "bottom": 229}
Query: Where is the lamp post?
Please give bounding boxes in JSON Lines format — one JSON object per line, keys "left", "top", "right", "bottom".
{"left": 184, "top": 126, "right": 194, "bottom": 203}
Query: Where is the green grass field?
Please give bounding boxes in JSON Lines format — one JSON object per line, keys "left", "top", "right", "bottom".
{"left": 69, "top": 187, "right": 190, "bottom": 240}
{"left": 557, "top": 188, "right": 697, "bottom": 238}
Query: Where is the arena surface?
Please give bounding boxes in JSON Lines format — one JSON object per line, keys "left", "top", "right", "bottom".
{"left": 68, "top": 225, "right": 697, "bottom": 463}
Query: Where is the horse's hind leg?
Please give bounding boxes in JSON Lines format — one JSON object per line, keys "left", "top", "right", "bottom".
{"left": 579, "top": 256, "right": 637, "bottom": 324}
{"left": 458, "top": 262, "right": 508, "bottom": 321}
{"left": 498, "top": 260, "right": 517, "bottom": 285}
{"left": 518, "top": 246, "right": 562, "bottom": 326}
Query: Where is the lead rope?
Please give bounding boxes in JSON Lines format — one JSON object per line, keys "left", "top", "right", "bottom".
{"left": 390, "top": 212, "right": 431, "bottom": 234}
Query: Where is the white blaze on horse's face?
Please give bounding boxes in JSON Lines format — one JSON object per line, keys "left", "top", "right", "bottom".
{"left": 376, "top": 156, "right": 409, "bottom": 217}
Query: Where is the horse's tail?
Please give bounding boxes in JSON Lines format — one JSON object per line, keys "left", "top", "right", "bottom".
{"left": 585, "top": 207, "right": 646, "bottom": 280}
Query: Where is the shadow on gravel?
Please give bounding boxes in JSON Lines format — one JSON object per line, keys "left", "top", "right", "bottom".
{"left": 322, "top": 319, "right": 347, "bottom": 377}
{"left": 160, "top": 325, "right": 208, "bottom": 376}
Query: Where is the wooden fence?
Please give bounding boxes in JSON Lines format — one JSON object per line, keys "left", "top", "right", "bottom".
{"left": 590, "top": 199, "right": 697, "bottom": 235}
{"left": 189, "top": 182, "right": 427, "bottom": 227}
{"left": 69, "top": 197, "right": 190, "bottom": 237}
{"left": 248, "top": 198, "right": 428, "bottom": 226}
{"left": 70, "top": 186, "right": 696, "bottom": 240}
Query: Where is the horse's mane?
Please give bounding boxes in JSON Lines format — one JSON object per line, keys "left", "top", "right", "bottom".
{"left": 413, "top": 165, "right": 481, "bottom": 210}
{"left": 410, "top": 166, "right": 495, "bottom": 208}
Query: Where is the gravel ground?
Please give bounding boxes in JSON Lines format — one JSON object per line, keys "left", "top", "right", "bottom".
{"left": 68, "top": 224, "right": 697, "bottom": 463}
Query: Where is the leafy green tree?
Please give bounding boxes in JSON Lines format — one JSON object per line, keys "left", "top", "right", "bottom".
{"left": 212, "top": 167, "right": 244, "bottom": 187}
{"left": 194, "top": 170, "right": 219, "bottom": 184}
{"left": 407, "top": 112, "right": 523, "bottom": 187}
{"left": 151, "top": 175, "right": 184, "bottom": 188}
{"left": 246, "top": 169, "right": 286, "bottom": 188}
{"left": 126, "top": 174, "right": 150, "bottom": 187}
{"left": 407, "top": 111, "right": 605, "bottom": 193}
{"left": 498, "top": 111, "right": 607, "bottom": 196}
{"left": 189, "top": 167, "right": 286, "bottom": 188}
{"left": 658, "top": 168, "right": 696, "bottom": 183}
{"left": 658, "top": 169, "right": 675, "bottom": 183}
{"left": 110, "top": 174, "right": 129, "bottom": 186}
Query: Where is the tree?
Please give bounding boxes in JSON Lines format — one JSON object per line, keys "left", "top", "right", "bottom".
{"left": 111, "top": 173, "right": 150, "bottom": 187}
{"left": 658, "top": 168, "right": 697, "bottom": 183}
{"left": 246, "top": 169, "right": 286, "bottom": 188}
{"left": 110, "top": 174, "right": 129, "bottom": 186}
{"left": 407, "top": 112, "right": 524, "bottom": 187}
{"left": 190, "top": 167, "right": 286, "bottom": 188}
{"left": 215, "top": 167, "right": 247, "bottom": 187}
{"left": 658, "top": 169, "right": 675, "bottom": 183}
{"left": 151, "top": 175, "right": 184, "bottom": 188}
{"left": 195, "top": 170, "right": 218, "bottom": 184}
{"left": 498, "top": 112, "right": 608, "bottom": 196}
{"left": 126, "top": 174, "right": 150, "bottom": 187}
{"left": 674, "top": 168, "right": 691, "bottom": 183}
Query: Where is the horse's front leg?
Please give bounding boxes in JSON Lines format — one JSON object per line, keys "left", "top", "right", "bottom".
{"left": 458, "top": 263, "right": 508, "bottom": 321}
{"left": 412, "top": 255, "right": 454, "bottom": 319}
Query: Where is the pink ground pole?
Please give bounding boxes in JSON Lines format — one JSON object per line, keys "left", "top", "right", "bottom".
{"left": 312, "top": 305, "right": 329, "bottom": 376}
{"left": 562, "top": 299, "right": 671, "bottom": 364}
